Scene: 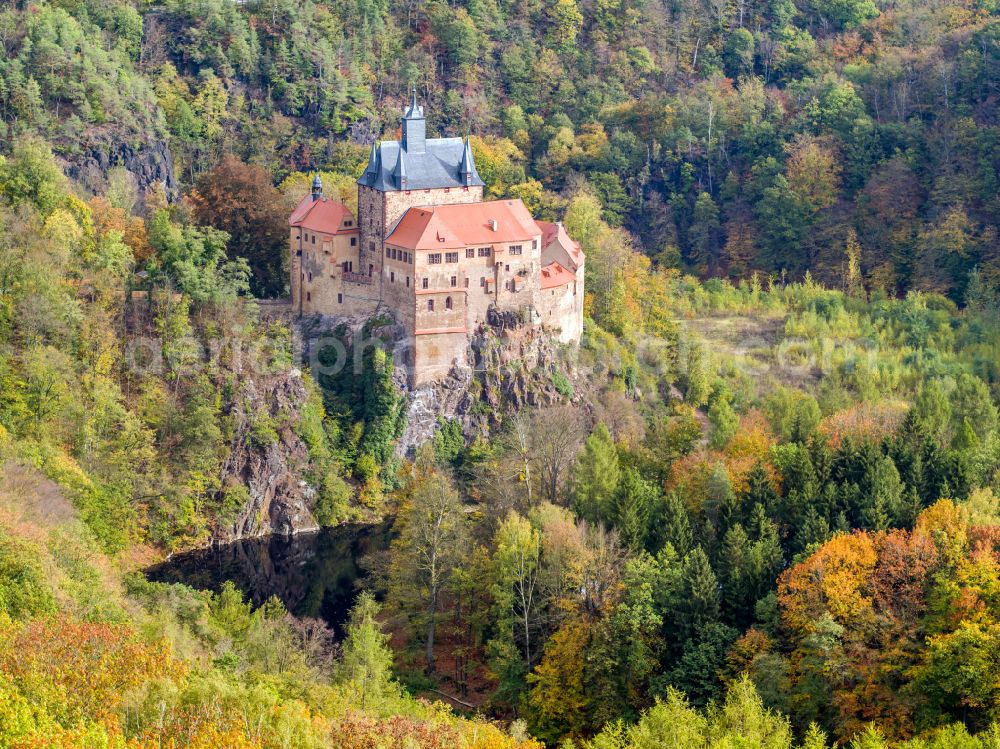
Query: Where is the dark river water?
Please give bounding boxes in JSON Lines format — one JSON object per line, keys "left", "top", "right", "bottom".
{"left": 145, "top": 522, "right": 393, "bottom": 636}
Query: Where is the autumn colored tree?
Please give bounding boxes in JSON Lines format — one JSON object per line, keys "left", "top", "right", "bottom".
{"left": 189, "top": 154, "right": 290, "bottom": 297}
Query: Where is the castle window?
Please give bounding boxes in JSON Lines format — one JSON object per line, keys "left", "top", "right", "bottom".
{"left": 311, "top": 236, "right": 316, "bottom": 244}
{"left": 480, "top": 277, "right": 486, "bottom": 287}
{"left": 308, "top": 272, "right": 313, "bottom": 282}
{"left": 296, "top": 249, "right": 302, "bottom": 256}
{"left": 428, "top": 299, "right": 434, "bottom": 312}
{"left": 532, "top": 239, "right": 538, "bottom": 249}
{"left": 345, "top": 220, "right": 353, "bottom": 227}
{"left": 429, "top": 253, "right": 442, "bottom": 264}
{"left": 505, "top": 264, "right": 510, "bottom": 272}
{"left": 407, "top": 276, "right": 410, "bottom": 287}
{"left": 386, "top": 247, "right": 391, "bottom": 257}
{"left": 338, "top": 293, "right": 343, "bottom": 303}
{"left": 478, "top": 247, "right": 491, "bottom": 258}
{"left": 422, "top": 278, "right": 429, "bottom": 289}
{"left": 390, "top": 271, "right": 395, "bottom": 282}
{"left": 446, "top": 296, "right": 453, "bottom": 310}
{"left": 446, "top": 252, "right": 458, "bottom": 263}
{"left": 509, "top": 245, "right": 522, "bottom": 255}
{"left": 466, "top": 248, "right": 474, "bottom": 258}
{"left": 369, "top": 242, "right": 375, "bottom": 252}
{"left": 464, "top": 278, "right": 470, "bottom": 288}
{"left": 450, "top": 276, "right": 457, "bottom": 287}
{"left": 306, "top": 292, "right": 311, "bottom": 301}
{"left": 351, "top": 238, "right": 357, "bottom": 246}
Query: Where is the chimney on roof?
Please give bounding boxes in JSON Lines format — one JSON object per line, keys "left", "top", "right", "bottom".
{"left": 401, "top": 87, "right": 426, "bottom": 155}
{"left": 489, "top": 219, "right": 498, "bottom": 232}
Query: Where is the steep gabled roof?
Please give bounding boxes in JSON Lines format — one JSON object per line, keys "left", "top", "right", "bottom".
{"left": 357, "top": 138, "right": 485, "bottom": 191}
{"left": 358, "top": 94, "right": 485, "bottom": 191}
{"left": 540, "top": 261, "right": 576, "bottom": 289}
{"left": 537, "top": 220, "right": 584, "bottom": 270}
{"left": 288, "top": 194, "right": 356, "bottom": 234}
{"left": 386, "top": 199, "right": 540, "bottom": 250}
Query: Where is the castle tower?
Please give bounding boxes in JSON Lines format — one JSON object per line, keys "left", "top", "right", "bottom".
{"left": 356, "top": 92, "right": 486, "bottom": 283}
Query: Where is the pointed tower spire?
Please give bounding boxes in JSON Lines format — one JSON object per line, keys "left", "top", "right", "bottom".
{"left": 364, "top": 141, "right": 379, "bottom": 176}
{"left": 401, "top": 88, "right": 426, "bottom": 154}
{"left": 311, "top": 172, "right": 323, "bottom": 201}
{"left": 459, "top": 136, "right": 480, "bottom": 186}
{"left": 393, "top": 149, "right": 407, "bottom": 189}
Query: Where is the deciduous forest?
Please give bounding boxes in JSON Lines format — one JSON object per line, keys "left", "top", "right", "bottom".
{"left": 2, "top": 0, "right": 1000, "bottom": 746}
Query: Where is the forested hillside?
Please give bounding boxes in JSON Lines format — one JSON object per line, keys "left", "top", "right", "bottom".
{"left": 3, "top": 0, "right": 1000, "bottom": 747}
{"left": 4, "top": 0, "right": 1000, "bottom": 297}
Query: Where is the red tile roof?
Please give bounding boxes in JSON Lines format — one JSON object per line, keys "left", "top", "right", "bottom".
{"left": 537, "top": 220, "right": 584, "bottom": 266}
{"left": 289, "top": 194, "right": 356, "bottom": 235}
{"left": 540, "top": 261, "right": 576, "bottom": 289}
{"left": 386, "top": 199, "right": 540, "bottom": 250}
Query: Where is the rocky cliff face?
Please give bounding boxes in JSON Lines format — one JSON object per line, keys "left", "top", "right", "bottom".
{"left": 217, "top": 369, "right": 319, "bottom": 541}
{"left": 398, "top": 314, "right": 583, "bottom": 455}
{"left": 62, "top": 128, "right": 176, "bottom": 202}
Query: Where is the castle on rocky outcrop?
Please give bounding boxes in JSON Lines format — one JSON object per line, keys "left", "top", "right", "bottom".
{"left": 289, "top": 92, "right": 584, "bottom": 387}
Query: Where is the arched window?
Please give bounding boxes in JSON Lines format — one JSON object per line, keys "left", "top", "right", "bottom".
{"left": 445, "top": 296, "right": 453, "bottom": 310}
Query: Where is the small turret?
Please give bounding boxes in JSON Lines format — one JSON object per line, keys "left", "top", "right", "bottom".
{"left": 401, "top": 87, "right": 426, "bottom": 155}
{"left": 459, "top": 136, "right": 475, "bottom": 186}
{"left": 393, "top": 150, "right": 408, "bottom": 189}
{"left": 364, "top": 141, "right": 380, "bottom": 176}
{"left": 311, "top": 173, "right": 323, "bottom": 202}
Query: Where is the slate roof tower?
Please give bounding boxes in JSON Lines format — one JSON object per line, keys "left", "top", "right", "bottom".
{"left": 355, "top": 91, "right": 485, "bottom": 287}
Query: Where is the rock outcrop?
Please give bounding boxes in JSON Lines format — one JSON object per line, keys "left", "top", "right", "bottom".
{"left": 397, "top": 312, "right": 583, "bottom": 455}
{"left": 217, "top": 369, "right": 319, "bottom": 541}
{"left": 62, "top": 128, "right": 176, "bottom": 202}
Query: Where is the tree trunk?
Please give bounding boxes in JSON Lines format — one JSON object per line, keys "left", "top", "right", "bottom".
{"left": 426, "top": 593, "right": 437, "bottom": 674}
